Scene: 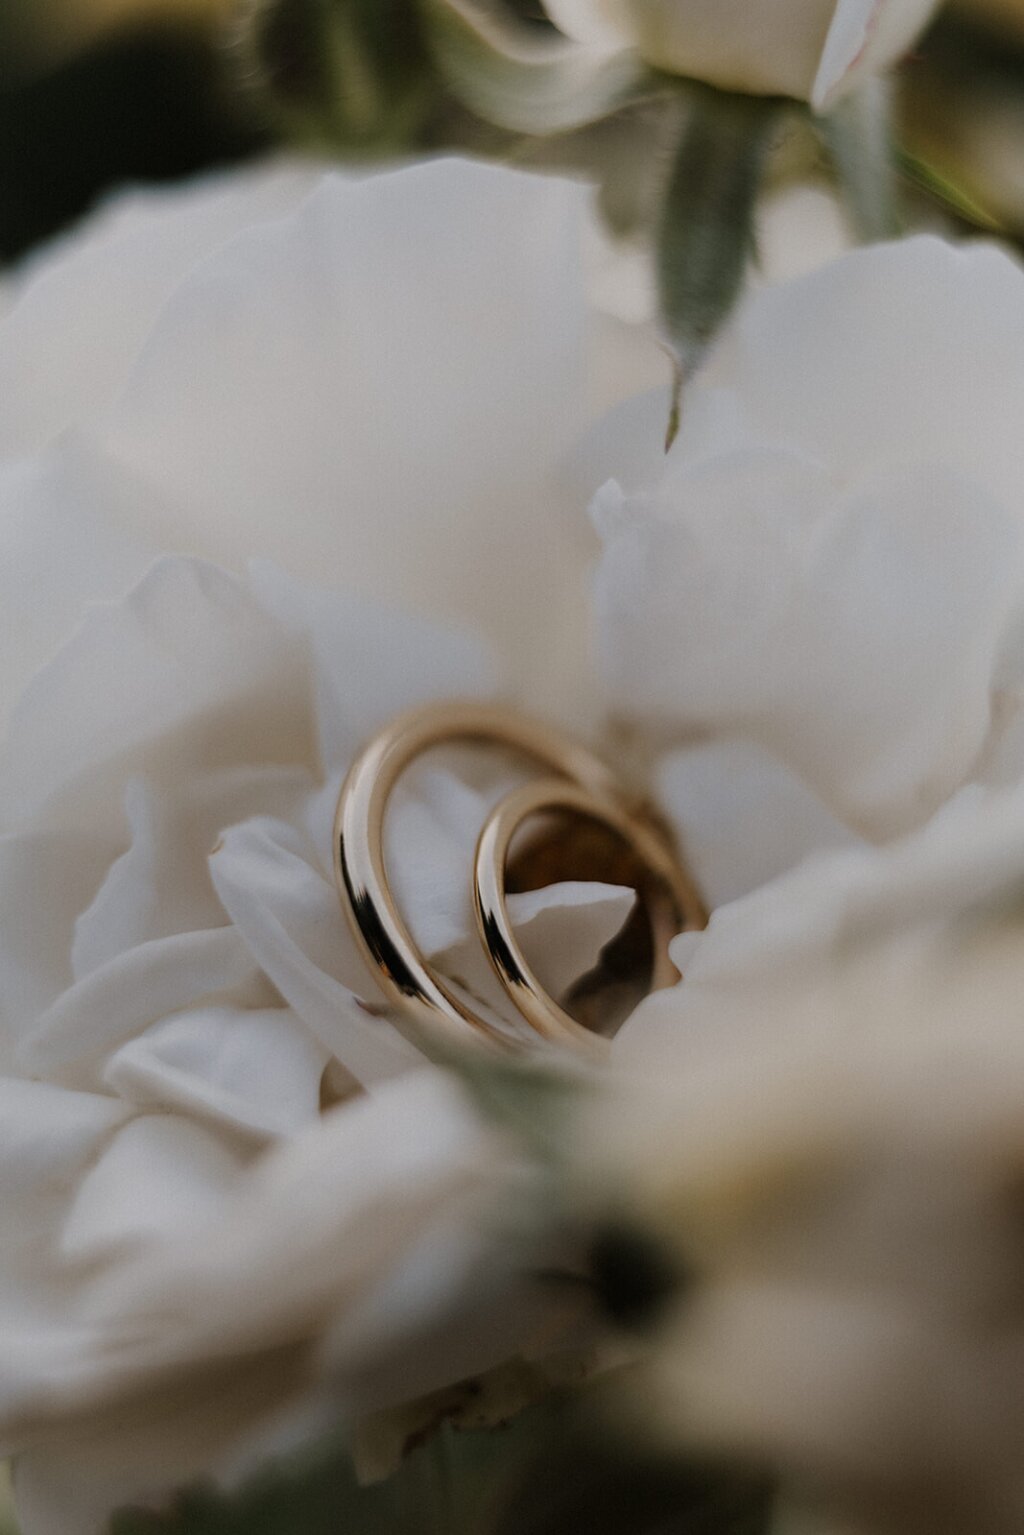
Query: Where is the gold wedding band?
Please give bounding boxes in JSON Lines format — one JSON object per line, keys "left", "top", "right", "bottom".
{"left": 475, "top": 777, "right": 701, "bottom": 1051}
{"left": 334, "top": 701, "right": 705, "bottom": 1054}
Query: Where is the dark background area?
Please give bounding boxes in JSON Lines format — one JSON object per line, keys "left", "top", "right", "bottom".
{"left": 0, "top": 22, "right": 268, "bottom": 264}
{"left": 2, "top": 4, "right": 1024, "bottom": 269}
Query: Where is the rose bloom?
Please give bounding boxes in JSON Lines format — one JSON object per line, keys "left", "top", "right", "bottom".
{"left": 545, "top": 0, "right": 941, "bottom": 108}
{"left": 3, "top": 153, "right": 1024, "bottom": 1535}
{"left": 0, "top": 157, "right": 655, "bottom": 1534}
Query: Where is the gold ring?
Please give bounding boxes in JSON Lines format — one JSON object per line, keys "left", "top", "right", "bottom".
{"left": 474, "top": 777, "right": 703, "bottom": 1052}
{"left": 334, "top": 700, "right": 704, "bottom": 1054}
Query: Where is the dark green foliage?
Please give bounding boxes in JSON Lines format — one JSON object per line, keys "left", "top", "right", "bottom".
{"left": 492, "top": 1421, "right": 775, "bottom": 1535}
{"left": 108, "top": 1393, "right": 775, "bottom": 1535}
{"left": 0, "top": 25, "right": 266, "bottom": 261}
{"left": 239, "top": 0, "right": 435, "bottom": 153}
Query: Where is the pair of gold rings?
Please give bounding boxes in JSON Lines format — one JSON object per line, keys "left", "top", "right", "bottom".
{"left": 333, "top": 702, "right": 705, "bottom": 1055}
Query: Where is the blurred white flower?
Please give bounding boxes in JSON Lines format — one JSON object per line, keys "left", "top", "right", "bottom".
{"left": 578, "top": 786, "right": 1024, "bottom": 1535}
{"left": 545, "top": 0, "right": 940, "bottom": 109}
{"left": 0, "top": 157, "right": 646, "bottom": 1533}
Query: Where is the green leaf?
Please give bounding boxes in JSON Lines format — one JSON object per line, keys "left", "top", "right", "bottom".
{"left": 896, "top": 145, "right": 1006, "bottom": 236}
{"left": 421, "top": 0, "right": 659, "bottom": 135}
{"left": 656, "top": 88, "right": 782, "bottom": 446}
{"left": 817, "top": 77, "right": 901, "bottom": 241}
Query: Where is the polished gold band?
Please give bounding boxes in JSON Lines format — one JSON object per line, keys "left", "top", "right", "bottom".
{"left": 334, "top": 701, "right": 705, "bottom": 1054}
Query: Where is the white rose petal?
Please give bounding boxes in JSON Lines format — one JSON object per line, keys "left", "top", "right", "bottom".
{"left": 595, "top": 237, "right": 1024, "bottom": 863}
{"left": 69, "top": 769, "right": 313, "bottom": 979}
{"left": 814, "top": 0, "right": 940, "bottom": 110}
{"left": 0, "top": 160, "right": 323, "bottom": 459}
{"left": 19, "top": 926, "right": 260, "bottom": 1086}
{"left": 207, "top": 815, "right": 423, "bottom": 1083}
{"left": 0, "top": 832, "right": 113, "bottom": 1066}
{"left": 103, "top": 1006, "right": 328, "bottom": 1142}
{"left": 617, "top": 783, "right": 1024, "bottom": 1069}
{"left": 657, "top": 739, "right": 858, "bottom": 911}
{"left": 59, "top": 1115, "right": 248, "bottom": 1262}
{"left": 0, "top": 449, "right": 157, "bottom": 734}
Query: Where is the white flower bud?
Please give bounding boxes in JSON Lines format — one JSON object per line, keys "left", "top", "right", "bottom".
{"left": 547, "top": 0, "right": 941, "bottom": 108}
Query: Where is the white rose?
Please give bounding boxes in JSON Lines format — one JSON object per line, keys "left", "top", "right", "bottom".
{"left": 546, "top": 0, "right": 941, "bottom": 108}
{"left": 593, "top": 234, "right": 1024, "bottom": 907}
{"left": 0, "top": 158, "right": 647, "bottom": 1533}
{"left": 4, "top": 151, "right": 1021, "bottom": 1535}
{"left": 576, "top": 787, "right": 1024, "bottom": 1535}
